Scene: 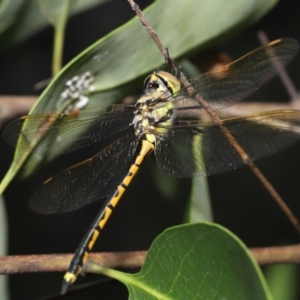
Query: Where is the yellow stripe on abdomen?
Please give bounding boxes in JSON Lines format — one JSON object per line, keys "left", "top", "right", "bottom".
{"left": 96, "top": 138, "right": 155, "bottom": 234}
{"left": 63, "top": 137, "right": 155, "bottom": 291}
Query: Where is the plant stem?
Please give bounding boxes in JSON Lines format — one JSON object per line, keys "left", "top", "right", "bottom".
{"left": 52, "top": 0, "right": 70, "bottom": 76}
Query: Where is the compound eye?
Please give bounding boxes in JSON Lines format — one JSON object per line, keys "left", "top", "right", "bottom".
{"left": 148, "top": 82, "right": 159, "bottom": 90}
{"left": 145, "top": 79, "right": 159, "bottom": 90}
{"left": 135, "top": 102, "right": 141, "bottom": 108}
{"left": 144, "top": 73, "right": 160, "bottom": 90}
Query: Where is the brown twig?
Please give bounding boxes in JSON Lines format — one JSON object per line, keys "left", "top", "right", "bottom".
{"left": 127, "top": 0, "right": 169, "bottom": 61}
{"left": 218, "top": 100, "right": 300, "bottom": 118}
{"left": 127, "top": 0, "right": 300, "bottom": 234}
{"left": 2, "top": 95, "right": 300, "bottom": 126}
{"left": 0, "top": 251, "right": 146, "bottom": 274}
{"left": 0, "top": 96, "right": 37, "bottom": 128}
{"left": 257, "top": 30, "right": 299, "bottom": 101}
{"left": 249, "top": 245, "right": 300, "bottom": 265}
{"left": 0, "top": 246, "right": 299, "bottom": 275}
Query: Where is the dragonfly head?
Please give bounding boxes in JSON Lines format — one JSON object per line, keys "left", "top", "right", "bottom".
{"left": 144, "top": 71, "right": 180, "bottom": 97}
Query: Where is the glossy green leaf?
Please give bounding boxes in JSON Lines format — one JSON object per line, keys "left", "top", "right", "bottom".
{"left": 0, "top": 0, "right": 277, "bottom": 193}
{"left": 93, "top": 223, "right": 272, "bottom": 300}
{"left": 186, "top": 177, "right": 213, "bottom": 223}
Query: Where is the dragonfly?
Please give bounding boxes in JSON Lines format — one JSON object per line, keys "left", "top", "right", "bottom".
{"left": 3, "top": 38, "right": 300, "bottom": 293}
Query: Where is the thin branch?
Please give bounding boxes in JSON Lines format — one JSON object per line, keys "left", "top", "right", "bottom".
{"left": 257, "top": 30, "right": 299, "bottom": 101}
{"left": 0, "top": 96, "right": 37, "bottom": 128}
{"left": 2, "top": 95, "right": 300, "bottom": 127}
{"left": 0, "top": 246, "right": 299, "bottom": 275}
{"left": 127, "top": 0, "right": 169, "bottom": 61}
{"left": 52, "top": 0, "right": 70, "bottom": 76}
{"left": 218, "top": 100, "right": 300, "bottom": 118}
{"left": 249, "top": 245, "right": 300, "bottom": 265}
{"left": 127, "top": 0, "right": 300, "bottom": 234}
{"left": 0, "top": 251, "right": 146, "bottom": 274}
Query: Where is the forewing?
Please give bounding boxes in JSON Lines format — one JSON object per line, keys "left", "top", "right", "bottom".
{"left": 171, "top": 38, "right": 298, "bottom": 118}
{"left": 29, "top": 130, "right": 138, "bottom": 213}
{"left": 155, "top": 110, "right": 300, "bottom": 177}
{"left": 3, "top": 104, "right": 135, "bottom": 156}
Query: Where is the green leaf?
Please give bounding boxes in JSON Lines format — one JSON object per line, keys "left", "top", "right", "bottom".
{"left": 93, "top": 223, "right": 272, "bottom": 300}
{"left": 265, "top": 264, "right": 298, "bottom": 300}
{"left": 0, "top": 0, "right": 277, "bottom": 193}
{"left": 0, "top": 0, "right": 24, "bottom": 34}
{"left": 37, "top": 0, "right": 70, "bottom": 27}
{"left": 0, "top": 0, "right": 109, "bottom": 49}
{"left": 177, "top": 61, "right": 213, "bottom": 223}
{"left": 185, "top": 177, "right": 213, "bottom": 223}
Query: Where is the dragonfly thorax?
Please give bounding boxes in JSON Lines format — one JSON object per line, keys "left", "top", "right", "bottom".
{"left": 132, "top": 71, "right": 179, "bottom": 141}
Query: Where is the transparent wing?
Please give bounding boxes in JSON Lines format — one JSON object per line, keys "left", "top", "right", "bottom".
{"left": 3, "top": 104, "right": 135, "bottom": 156}
{"left": 5, "top": 39, "right": 298, "bottom": 156}
{"left": 165, "top": 38, "right": 299, "bottom": 118}
{"left": 29, "top": 130, "right": 138, "bottom": 214}
{"left": 155, "top": 110, "right": 300, "bottom": 177}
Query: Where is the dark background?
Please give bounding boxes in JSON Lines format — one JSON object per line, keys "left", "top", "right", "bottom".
{"left": 0, "top": 0, "right": 300, "bottom": 299}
